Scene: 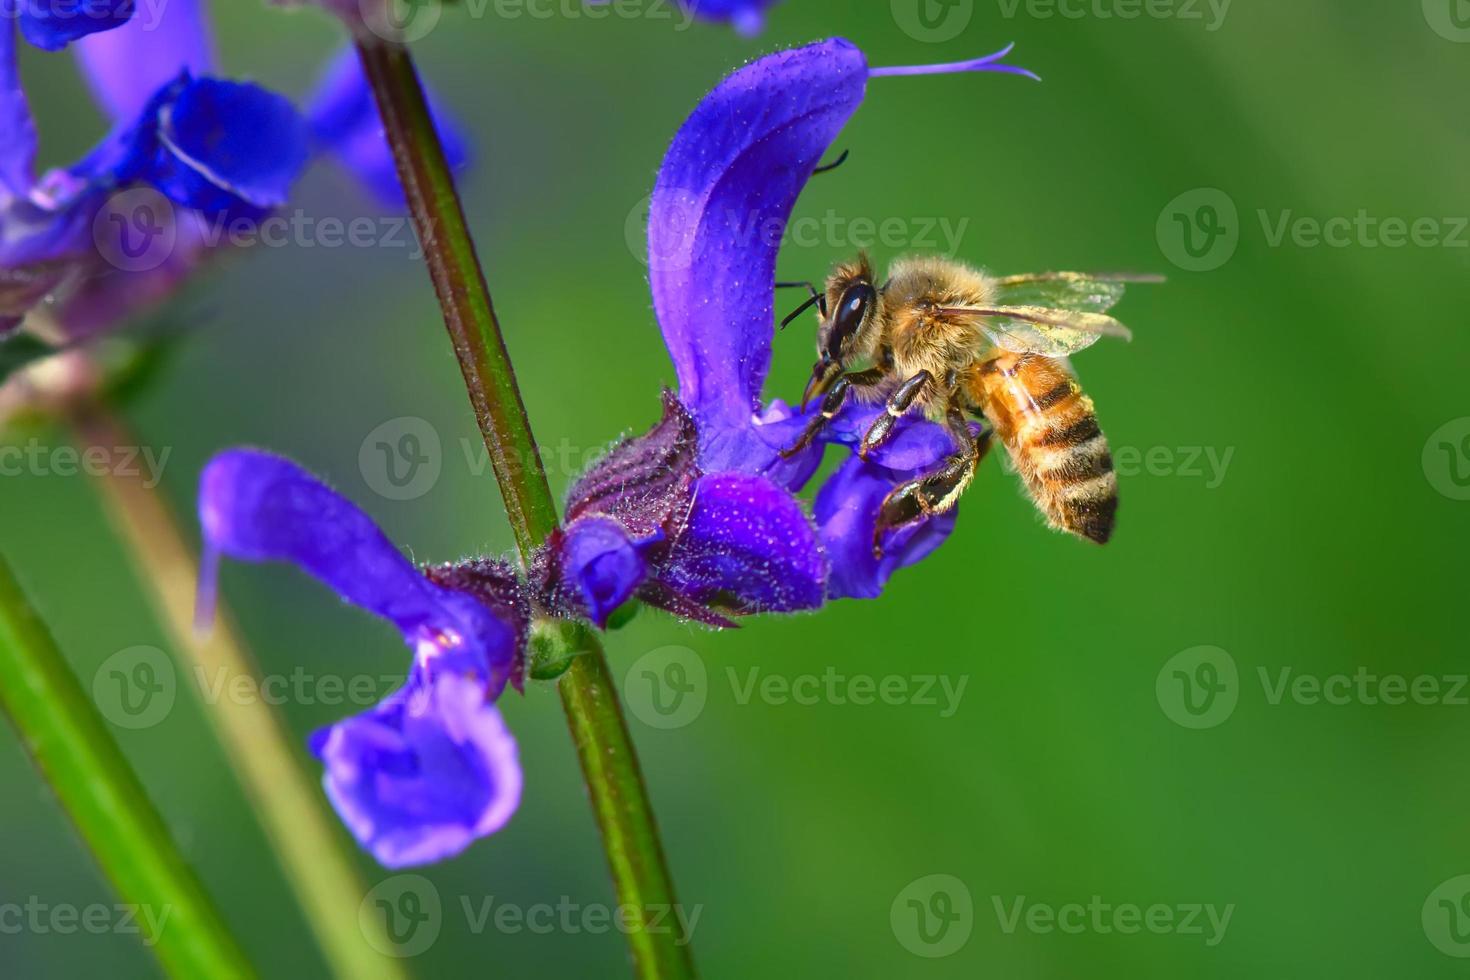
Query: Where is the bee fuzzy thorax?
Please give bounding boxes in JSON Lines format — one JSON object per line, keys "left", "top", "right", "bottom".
{"left": 881, "top": 257, "right": 997, "bottom": 385}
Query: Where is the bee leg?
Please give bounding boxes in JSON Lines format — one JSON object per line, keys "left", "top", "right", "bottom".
{"left": 872, "top": 419, "right": 993, "bottom": 559}
{"left": 779, "top": 368, "right": 884, "bottom": 459}
{"left": 857, "top": 370, "right": 932, "bottom": 460}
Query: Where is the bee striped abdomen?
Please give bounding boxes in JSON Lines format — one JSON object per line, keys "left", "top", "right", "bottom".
{"left": 969, "top": 353, "right": 1118, "bottom": 544}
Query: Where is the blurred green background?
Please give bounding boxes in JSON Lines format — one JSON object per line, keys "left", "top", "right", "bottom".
{"left": 4, "top": 0, "right": 1470, "bottom": 976}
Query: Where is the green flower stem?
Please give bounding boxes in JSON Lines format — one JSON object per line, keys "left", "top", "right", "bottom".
{"left": 69, "top": 407, "right": 408, "bottom": 980}
{"left": 355, "top": 36, "right": 697, "bottom": 980}
{"left": 0, "top": 550, "right": 255, "bottom": 979}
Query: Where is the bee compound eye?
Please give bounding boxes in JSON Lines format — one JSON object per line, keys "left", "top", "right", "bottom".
{"left": 827, "top": 282, "right": 875, "bottom": 355}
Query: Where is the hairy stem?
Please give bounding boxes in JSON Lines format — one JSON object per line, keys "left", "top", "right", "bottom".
{"left": 0, "top": 550, "right": 255, "bottom": 979}
{"left": 69, "top": 407, "right": 408, "bottom": 980}
{"left": 355, "top": 36, "right": 696, "bottom": 980}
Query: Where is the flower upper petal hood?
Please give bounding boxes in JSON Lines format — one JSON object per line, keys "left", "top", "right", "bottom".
{"left": 198, "top": 449, "right": 519, "bottom": 698}
{"left": 648, "top": 38, "right": 868, "bottom": 445}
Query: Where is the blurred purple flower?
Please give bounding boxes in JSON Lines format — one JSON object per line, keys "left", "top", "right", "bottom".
{"left": 305, "top": 45, "right": 471, "bottom": 208}
{"left": 0, "top": 1, "right": 468, "bottom": 341}
{"left": 545, "top": 38, "right": 1035, "bottom": 611}
{"left": 678, "top": 0, "right": 779, "bottom": 34}
{"left": 15, "top": 0, "right": 133, "bottom": 51}
{"left": 198, "top": 449, "right": 525, "bottom": 867}
{"left": 584, "top": 0, "right": 779, "bottom": 34}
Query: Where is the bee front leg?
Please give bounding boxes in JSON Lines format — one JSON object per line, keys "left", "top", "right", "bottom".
{"left": 872, "top": 415, "right": 993, "bottom": 559}
{"left": 779, "top": 368, "right": 885, "bottom": 460}
{"left": 857, "top": 370, "right": 932, "bottom": 460}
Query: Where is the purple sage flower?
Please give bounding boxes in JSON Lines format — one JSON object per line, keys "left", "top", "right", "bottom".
{"left": 0, "top": 0, "right": 467, "bottom": 339}
{"left": 581, "top": 0, "right": 780, "bottom": 34}
{"left": 198, "top": 449, "right": 525, "bottom": 867}
{"left": 15, "top": 0, "right": 133, "bottom": 51}
{"left": 544, "top": 38, "right": 1037, "bottom": 612}
{"left": 536, "top": 392, "right": 826, "bottom": 628}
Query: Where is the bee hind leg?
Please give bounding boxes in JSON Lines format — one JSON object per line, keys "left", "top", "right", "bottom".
{"left": 872, "top": 416, "right": 993, "bottom": 559}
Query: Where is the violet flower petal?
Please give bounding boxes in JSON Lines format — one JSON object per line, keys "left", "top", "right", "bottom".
{"left": 557, "top": 516, "right": 652, "bottom": 628}
{"left": 310, "top": 674, "right": 521, "bottom": 869}
{"left": 648, "top": 37, "right": 868, "bottom": 440}
{"left": 198, "top": 449, "right": 518, "bottom": 696}
{"left": 305, "top": 45, "right": 470, "bottom": 209}
{"left": 813, "top": 455, "right": 957, "bottom": 601}
{"left": 71, "top": 0, "right": 213, "bottom": 122}
{"left": 680, "top": 0, "right": 779, "bottom": 34}
{"left": 18, "top": 0, "right": 133, "bottom": 52}
{"left": 146, "top": 78, "right": 310, "bottom": 214}
{"left": 659, "top": 471, "right": 826, "bottom": 613}
{"left": 0, "top": 13, "right": 36, "bottom": 199}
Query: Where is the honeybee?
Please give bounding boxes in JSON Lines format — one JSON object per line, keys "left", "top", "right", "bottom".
{"left": 777, "top": 255, "right": 1159, "bottom": 555}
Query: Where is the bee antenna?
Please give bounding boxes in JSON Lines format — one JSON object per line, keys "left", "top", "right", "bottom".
{"left": 811, "top": 149, "right": 851, "bottom": 176}
{"left": 779, "top": 291, "right": 825, "bottom": 330}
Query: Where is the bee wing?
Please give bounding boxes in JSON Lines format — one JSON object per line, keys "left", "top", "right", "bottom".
{"left": 940, "top": 304, "right": 1134, "bottom": 356}
{"left": 993, "top": 271, "right": 1164, "bottom": 315}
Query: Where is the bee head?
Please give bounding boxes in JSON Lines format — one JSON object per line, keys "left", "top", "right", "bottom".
{"left": 805, "top": 255, "right": 882, "bottom": 409}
